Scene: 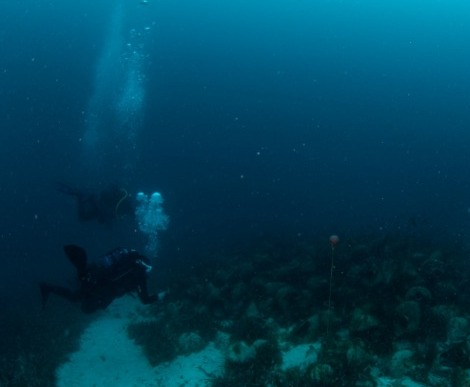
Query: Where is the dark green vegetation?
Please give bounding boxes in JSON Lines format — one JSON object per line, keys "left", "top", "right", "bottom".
{"left": 127, "top": 298, "right": 217, "bottom": 365}
{"left": 0, "top": 304, "right": 89, "bottom": 387}
{"left": 128, "top": 232, "right": 470, "bottom": 386}
{"left": 4, "top": 232, "right": 470, "bottom": 386}
{"left": 211, "top": 338, "right": 282, "bottom": 387}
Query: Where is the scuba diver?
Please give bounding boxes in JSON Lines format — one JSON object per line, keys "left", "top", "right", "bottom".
{"left": 40, "top": 245, "right": 157, "bottom": 313}
{"left": 57, "top": 182, "right": 135, "bottom": 224}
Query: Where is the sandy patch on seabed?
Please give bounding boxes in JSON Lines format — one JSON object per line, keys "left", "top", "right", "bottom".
{"left": 56, "top": 297, "right": 224, "bottom": 387}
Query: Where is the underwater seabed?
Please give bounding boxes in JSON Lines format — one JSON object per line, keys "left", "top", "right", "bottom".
{"left": 3, "top": 233, "right": 470, "bottom": 387}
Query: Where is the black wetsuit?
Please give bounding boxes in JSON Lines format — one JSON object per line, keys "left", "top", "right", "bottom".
{"left": 57, "top": 183, "right": 135, "bottom": 224}
{"left": 40, "top": 245, "right": 157, "bottom": 313}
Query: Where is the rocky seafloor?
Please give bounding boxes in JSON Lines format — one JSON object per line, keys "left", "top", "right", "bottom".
{"left": 3, "top": 232, "right": 470, "bottom": 386}
{"left": 125, "top": 233, "right": 470, "bottom": 387}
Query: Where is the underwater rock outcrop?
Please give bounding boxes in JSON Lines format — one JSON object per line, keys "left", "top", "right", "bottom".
{"left": 129, "top": 234, "right": 470, "bottom": 387}
{"left": 17, "top": 233, "right": 470, "bottom": 387}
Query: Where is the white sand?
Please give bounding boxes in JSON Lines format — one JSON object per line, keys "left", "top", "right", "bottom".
{"left": 281, "top": 342, "right": 321, "bottom": 371}
{"left": 57, "top": 316, "right": 156, "bottom": 387}
{"left": 56, "top": 297, "right": 224, "bottom": 387}
{"left": 152, "top": 343, "right": 224, "bottom": 387}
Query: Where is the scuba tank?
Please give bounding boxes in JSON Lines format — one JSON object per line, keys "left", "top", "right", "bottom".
{"left": 99, "top": 248, "right": 129, "bottom": 268}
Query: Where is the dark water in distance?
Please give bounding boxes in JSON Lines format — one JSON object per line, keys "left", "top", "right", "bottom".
{"left": 1, "top": 0, "right": 470, "bottom": 307}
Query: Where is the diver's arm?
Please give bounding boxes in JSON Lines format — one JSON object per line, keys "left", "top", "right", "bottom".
{"left": 137, "top": 279, "right": 157, "bottom": 304}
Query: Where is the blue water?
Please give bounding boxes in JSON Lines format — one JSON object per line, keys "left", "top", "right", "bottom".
{"left": 1, "top": 0, "right": 470, "bottom": 304}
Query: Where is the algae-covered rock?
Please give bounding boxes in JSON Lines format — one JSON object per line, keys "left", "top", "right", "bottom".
{"left": 350, "top": 307, "right": 380, "bottom": 333}
{"left": 310, "top": 363, "right": 334, "bottom": 384}
{"left": 226, "top": 341, "right": 256, "bottom": 363}
{"left": 394, "top": 301, "right": 421, "bottom": 337}
{"left": 405, "top": 286, "right": 432, "bottom": 303}
{"left": 389, "top": 349, "right": 415, "bottom": 378}
{"left": 346, "top": 339, "right": 372, "bottom": 369}
{"left": 178, "top": 332, "right": 204, "bottom": 354}
{"left": 281, "top": 342, "right": 320, "bottom": 371}
{"left": 447, "top": 316, "right": 470, "bottom": 344}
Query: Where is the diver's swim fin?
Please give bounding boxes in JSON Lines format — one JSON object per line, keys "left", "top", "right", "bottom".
{"left": 64, "top": 245, "right": 88, "bottom": 275}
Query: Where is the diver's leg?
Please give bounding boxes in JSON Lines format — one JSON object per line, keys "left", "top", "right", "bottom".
{"left": 80, "top": 290, "right": 115, "bottom": 314}
{"left": 40, "top": 283, "right": 81, "bottom": 309}
{"left": 63, "top": 245, "right": 88, "bottom": 277}
{"left": 80, "top": 297, "right": 109, "bottom": 314}
{"left": 56, "top": 183, "right": 99, "bottom": 222}
{"left": 77, "top": 194, "right": 101, "bottom": 222}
